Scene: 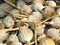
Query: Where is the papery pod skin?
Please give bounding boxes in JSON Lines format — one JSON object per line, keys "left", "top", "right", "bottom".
{"left": 39, "top": 38, "right": 55, "bottom": 45}
{"left": 0, "top": 43, "right": 6, "bottom": 45}
{"left": 0, "top": 3, "right": 13, "bottom": 17}
{"left": 18, "top": 26, "right": 33, "bottom": 43}
{"left": 7, "top": 34, "right": 19, "bottom": 42}
{"left": 42, "top": 6, "right": 55, "bottom": 19}
{"left": 7, "top": 41, "right": 22, "bottom": 45}
{"left": 17, "top": 0, "right": 26, "bottom": 9}
{"left": 46, "top": 28, "right": 60, "bottom": 41}
{"left": 3, "top": 16, "right": 14, "bottom": 28}
{"left": 57, "top": 8, "right": 60, "bottom": 16}
{"left": 0, "top": 31, "right": 8, "bottom": 42}
{"left": 50, "top": 17, "right": 60, "bottom": 28}
{"left": 20, "top": 5, "right": 32, "bottom": 15}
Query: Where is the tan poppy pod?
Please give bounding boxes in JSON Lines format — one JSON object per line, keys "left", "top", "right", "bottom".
{"left": 42, "top": 6, "right": 55, "bottom": 19}
{"left": 17, "top": 0, "right": 26, "bottom": 9}
{"left": 0, "top": 3, "right": 13, "bottom": 17}
{"left": 46, "top": 28, "right": 60, "bottom": 41}
{"left": 18, "top": 26, "right": 33, "bottom": 43}
{"left": 35, "top": 25, "right": 45, "bottom": 36}
{"left": 20, "top": 5, "right": 32, "bottom": 15}
{"left": 57, "top": 8, "right": 60, "bottom": 16}
{"left": 0, "top": 30, "right": 8, "bottom": 42}
{"left": 3, "top": 16, "right": 14, "bottom": 28}
{"left": 50, "top": 17, "right": 60, "bottom": 28}
{"left": 39, "top": 38, "right": 55, "bottom": 45}
{"left": 7, "top": 34, "right": 19, "bottom": 42}
{"left": 0, "top": 21, "right": 4, "bottom": 29}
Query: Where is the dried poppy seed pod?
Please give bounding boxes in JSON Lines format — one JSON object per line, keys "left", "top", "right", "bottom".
{"left": 7, "top": 34, "right": 19, "bottom": 42}
{"left": 24, "top": 0, "right": 32, "bottom": 3}
{"left": 42, "top": 6, "right": 55, "bottom": 19}
{"left": 57, "top": 8, "right": 60, "bottom": 16}
{"left": 36, "top": 25, "right": 45, "bottom": 36}
{"left": 17, "top": 0, "right": 26, "bottom": 9}
{"left": 0, "top": 3, "right": 13, "bottom": 17}
{"left": 0, "top": 31, "right": 8, "bottom": 42}
{"left": 50, "top": 17, "right": 60, "bottom": 28}
{"left": 39, "top": 38, "right": 55, "bottom": 45}
{"left": 46, "top": 28, "right": 60, "bottom": 41}
{"left": 32, "top": 11, "right": 42, "bottom": 20}
{"left": 7, "top": 41, "right": 22, "bottom": 45}
{"left": 20, "top": 5, "right": 32, "bottom": 15}
{"left": 3, "top": 16, "right": 14, "bottom": 28}
{"left": 33, "top": 2, "right": 45, "bottom": 11}
{"left": 18, "top": 26, "right": 33, "bottom": 43}
{"left": 47, "top": 1, "right": 56, "bottom": 7}
{"left": 10, "top": 9, "right": 20, "bottom": 14}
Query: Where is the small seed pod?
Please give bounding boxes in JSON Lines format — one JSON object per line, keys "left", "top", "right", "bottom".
{"left": 0, "top": 30, "right": 8, "bottom": 42}
{"left": 33, "top": 2, "right": 45, "bottom": 11}
{"left": 42, "top": 6, "right": 55, "bottom": 19}
{"left": 50, "top": 16, "right": 60, "bottom": 28}
{"left": 47, "top": 1, "right": 56, "bottom": 7}
{"left": 39, "top": 38, "right": 55, "bottom": 45}
{"left": 7, "top": 34, "right": 19, "bottom": 42}
{"left": 7, "top": 41, "right": 22, "bottom": 45}
{"left": 18, "top": 26, "right": 33, "bottom": 43}
{"left": 17, "top": 0, "right": 26, "bottom": 9}
{"left": 57, "top": 8, "right": 60, "bottom": 16}
{"left": 46, "top": 28, "right": 60, "bottom": 41}
{"left": 3, "top": 16, "right": 14, "bottom": 28}
{"left": 0, "top": 3, "right": 13, "bottom": 17}
{"left": 32, "top": 11, "right": 42, "bottom": 20}
{"left": 10, "top": 9, "right": 20, "bottom": 14}
{"left": 24, "top": 0, "right": 32, "bottom": 3}
{"left": 0, "top": 20, "right": 4, "bottom": 29}
{"left": 35, "top": 25, "right": 45, "bottom": 36}
{"left": 20, "top": 5, "right": 32, "bottom": 15}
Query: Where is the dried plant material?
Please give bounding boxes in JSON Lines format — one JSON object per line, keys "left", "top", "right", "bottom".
{"left": 3, "top": 16, "right": 14, "bottom": 28}
{"left": 42, "top": 6, "right": 55, "bottom": 19}
{"left": 0, "top": 21, "right": 4, "bottom": 29}
{"left": 57, "top": 8, "right": 60, "bottom": 16}
{"left": 20, "top": 5, "right": 32, "bottom": 15}
{"left": 17, "top": 0, "right": 26, "bottom": 9}
{"left": 46, "top": 1, "right": 57, "bottom": 7}
{"left": 0, "top": 43, "right": 6, "bottom": 45}
{"left": 18, "top": 26, "right": 33, "bottom": 43}
{"left": 50, "top": 16, "right": 60, "bottom": 28}
{"left": 46, "top": 28, "right": 60, "bottom": 41}
{"left": 0, "top": 3, "right": 13, "bottom": 17}
{"left": 24, "top": 0, "right": 32, "bottom": 3}
{"left": 39, "top": 38, "right": 55, "bottom": 45}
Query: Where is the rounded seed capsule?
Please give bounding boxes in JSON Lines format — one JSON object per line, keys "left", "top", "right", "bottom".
{"left": 46, "top": 28, "right": 60, "bottom": 41}
{"left": 3, "top": 16, "right": 14, "bottom": 28}
{"left": 57, "top": 8, "right": 60, "bottom": 16}
{"left": 39, "top": 38, "right": 55, "bottom": 45}
{"left": 50, "top": 17, "right": 60, "bottom": 28}
{"left": 20, "top": 5, "right": 32, "bottom": 15}
{"left": 18, "top": 26, "right": 33, "bottom": 43}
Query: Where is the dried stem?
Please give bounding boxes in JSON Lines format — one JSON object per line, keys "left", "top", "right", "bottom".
{"left": 4, "top": 0, "right": 20, "bottom": 10}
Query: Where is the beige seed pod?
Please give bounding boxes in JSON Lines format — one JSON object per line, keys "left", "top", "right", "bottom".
{"left": 46, "top": 28, "right": 60, "bottom": 41}
{"left": 0, "top": 3, "right": 13, "bottom": 17}
{"left": 57, "top": 8, "right": 60, "bottom": 16}
{"left": 35, "top": 25, "right": 45, "bottom": 36}
{"left": 20, "top": 5, "right": 32, "bottom": 15}
{"left": 42, "top": 6, "right": 55, "bottom": 19}
{"left": 3, "top": 16, "right": 14, "bottom": 28}
{"left": 7, "top": 41, "right": 22, "bottom": 45}
{"left": 0, "top": 43, "right": 6, "bottom": 45}
{"left": 50, "top": 16, "right": 60, "bottom": 28}
{"left": 47, "top": 1, "right": 56, "bottom": 7}
{"left": 39, "top": 38, "right": 55, "bottom": 45}
{"left": 7, "top": 34, "right": 19, "bottom": 42}
{"left": 17, "top": 0, "right": 26, "bottom": 9}
{"left": 18, "top": 26, "right": 33, "bottom": 43}
{"left": 0, "top": 30, "right": 8, "bottom": 42}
